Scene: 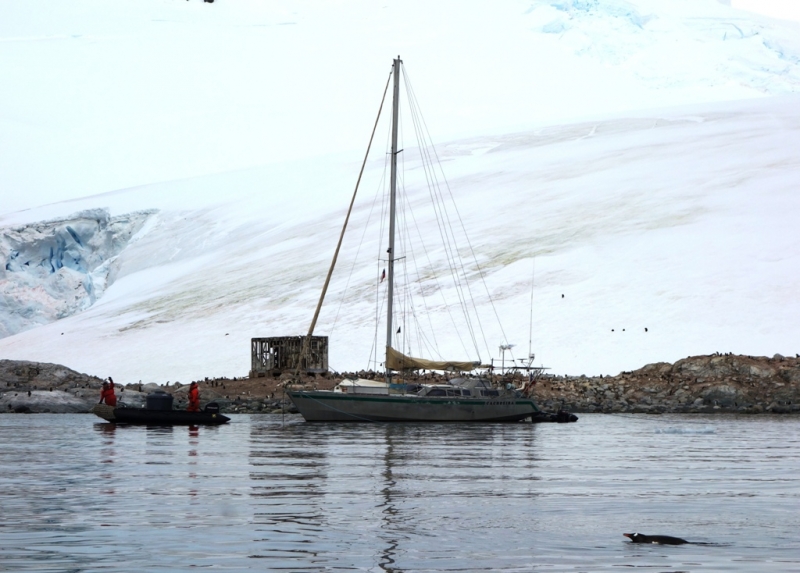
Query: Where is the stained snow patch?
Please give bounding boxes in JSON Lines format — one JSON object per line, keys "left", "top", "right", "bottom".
{"left": 0, "top": 209, "right": 155, "bottom": 338}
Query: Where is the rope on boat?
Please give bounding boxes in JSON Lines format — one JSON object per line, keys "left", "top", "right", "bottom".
{"left": 401, "top": 72, "right": 480, "bottom": 360}
{"left": 402, "top": 67, "right": 514, "bottom": 362}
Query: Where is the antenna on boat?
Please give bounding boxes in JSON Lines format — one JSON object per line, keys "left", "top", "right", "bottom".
{"left": 499, "top": 343, "right": 515, "bottom": 374}
{"left": 385, "top": 55, "right": 402, "bottom": 384}
{"left": 528, "top": 256, "right": 535, "bottom": 364}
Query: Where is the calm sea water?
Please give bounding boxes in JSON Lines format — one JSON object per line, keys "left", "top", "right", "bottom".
{"left": 0, "top": 413, "right": 798, "bottom": 572}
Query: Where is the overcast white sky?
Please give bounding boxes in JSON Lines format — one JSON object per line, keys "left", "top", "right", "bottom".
{"left": 731, "top": 0, "right": 800, "bottom": 22}
{"left": 1, "top": 0, "right": 799, "bottom": 215}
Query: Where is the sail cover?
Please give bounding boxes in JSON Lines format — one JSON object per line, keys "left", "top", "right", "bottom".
{"left": 386, "top": 346, "right": 479, "bottom": 372}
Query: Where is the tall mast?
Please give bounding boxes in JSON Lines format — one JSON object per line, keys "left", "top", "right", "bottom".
{"left": 385, "top": 56, "right": 401, "bottom": 379}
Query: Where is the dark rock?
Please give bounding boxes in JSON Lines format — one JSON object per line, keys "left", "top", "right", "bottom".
{"left": 0, "top": 359, "right": 105, "bottom": 390}
{"left": 702, "top": 384, "right": 741, "bottom": 408}
{"left": 1, "top": 390, "right": 93, "bottom": 413}
{"left": 530, "top": 353, "right": 800, "bottom": 415}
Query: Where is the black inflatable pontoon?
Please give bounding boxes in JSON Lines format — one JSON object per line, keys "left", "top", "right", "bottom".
{"left": 91, "top": 390, "right": 230, "bottom": 425}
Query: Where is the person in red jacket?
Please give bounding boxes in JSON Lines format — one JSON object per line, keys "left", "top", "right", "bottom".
{"left": 107, "top": 378, "right": 117, "bottom": 407}
{"left": 99, "top": 380, "right": 117, "bottom": 407}
{"left": 187, "top": 381, "right": 200, "bottom": 412}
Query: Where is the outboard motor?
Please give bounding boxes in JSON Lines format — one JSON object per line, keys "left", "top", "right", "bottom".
{"left": 146, "top": 390, "right": 174, "bottom": 411}
{"left": 204, "top": 402, "right": 220, "bottom": 413}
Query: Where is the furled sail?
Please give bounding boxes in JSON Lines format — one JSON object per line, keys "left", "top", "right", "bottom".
{"left": 386, "top": 346, "right": 479, "bottom": 372}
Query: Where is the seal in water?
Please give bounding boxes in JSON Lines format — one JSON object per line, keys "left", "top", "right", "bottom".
{"left": 624, "top": 533, "right": 690, "bottom": 545}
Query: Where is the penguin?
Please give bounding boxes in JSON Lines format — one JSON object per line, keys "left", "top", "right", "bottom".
{"left": 624, "top": 533, "right": 690, "bottom": 545}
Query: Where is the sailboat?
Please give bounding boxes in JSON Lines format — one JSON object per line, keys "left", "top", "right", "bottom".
{"left": 287, "top": 57, "right": 547, "bottom": 423}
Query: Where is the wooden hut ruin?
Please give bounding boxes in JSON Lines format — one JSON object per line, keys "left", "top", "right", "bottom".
{"left": 250, "top": 336, "right": 329, "bottom": 377}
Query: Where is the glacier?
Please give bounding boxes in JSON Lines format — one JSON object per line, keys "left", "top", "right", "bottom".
{"left": 0, "top": 209, "right": 154, "bottom": 338}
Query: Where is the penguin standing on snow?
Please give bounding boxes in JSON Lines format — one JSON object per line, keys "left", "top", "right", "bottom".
{"left": 624, "top": 533, "right": 690, "bottom": 545}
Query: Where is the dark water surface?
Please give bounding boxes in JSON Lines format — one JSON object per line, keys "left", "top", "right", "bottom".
{"left": 0, "top": 413, "right": 798, "bottom": 572}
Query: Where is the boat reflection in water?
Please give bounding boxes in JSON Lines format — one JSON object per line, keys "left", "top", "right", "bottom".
{"left": 245, "top": 420, "right": 541, "bottom": 569}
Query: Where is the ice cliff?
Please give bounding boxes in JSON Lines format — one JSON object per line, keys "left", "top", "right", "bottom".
{"left": 0, "top": 209, "right": 154, "bottom": 338}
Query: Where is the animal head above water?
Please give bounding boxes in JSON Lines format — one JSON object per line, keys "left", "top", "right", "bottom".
{"left": 623, "top": 533, "right": 690, "bottom": 545}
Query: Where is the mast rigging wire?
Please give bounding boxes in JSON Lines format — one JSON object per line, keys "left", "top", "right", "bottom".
{"left": 402, "top": 67, "right": 513, "bottom": 359}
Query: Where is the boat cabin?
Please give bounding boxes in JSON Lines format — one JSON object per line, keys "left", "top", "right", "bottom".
{"left": 417, "top": 377, "right": 505, "bottom": 398}
{"left": 333, "top": 376, "right": 507, "bottom": 398}
{"left": 335, "top": 378, "right": 390, "bottom": 395}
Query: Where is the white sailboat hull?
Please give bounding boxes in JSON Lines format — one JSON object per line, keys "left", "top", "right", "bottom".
{"left": 288, "top": 390, "right": 540, "bottom": 422}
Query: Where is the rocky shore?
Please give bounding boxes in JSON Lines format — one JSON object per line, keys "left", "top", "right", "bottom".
{"left": 534, "top": 353, "right": 800, "bottom": 414}
{"left": 1, "top": 353, "right": 798, "bottom": 415}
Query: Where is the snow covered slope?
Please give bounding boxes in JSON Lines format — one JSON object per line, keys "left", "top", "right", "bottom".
{"left": 1, "top": 93, "right": 798, "bottom": 381}
{"left": 0, "top": 0, "right": 799, "bottom": 381}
